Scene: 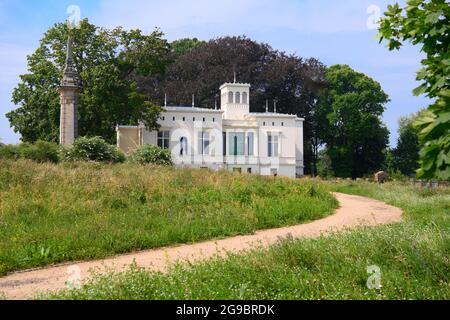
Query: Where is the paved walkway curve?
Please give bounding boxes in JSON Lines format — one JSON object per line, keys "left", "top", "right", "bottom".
{"left": 0, "top": 193, "right": 402, "bottom": 300}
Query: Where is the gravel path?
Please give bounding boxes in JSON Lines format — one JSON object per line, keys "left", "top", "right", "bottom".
{"left": 0, "top": 193, "right": 403, "bottom": 300}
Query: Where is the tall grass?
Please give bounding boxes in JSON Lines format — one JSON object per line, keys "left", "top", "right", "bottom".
{"left": 0, "top": 160, "right": 337, "bottom": 275}
{"left": 47, "top": 180, "right": 450, "bottom": 300}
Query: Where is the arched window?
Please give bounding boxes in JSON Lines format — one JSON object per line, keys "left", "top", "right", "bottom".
{"left": 228, "top": 91, "right": 234, "bottom": 103}
{"left": 180, "top": 137, "right": 188, "bottom": 156}
{"left": 235, "top": 92, "right": 241, "bottom": 104}
{"left": 242, "top": 92, "right": 248, "bottom": 104}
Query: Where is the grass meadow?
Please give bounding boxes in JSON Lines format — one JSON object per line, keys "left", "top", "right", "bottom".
{"left": 46, "top": 180, "right": 450, "bottom": 300}
{"left": 0, "top": 160, "right": 337, "bottom": 275}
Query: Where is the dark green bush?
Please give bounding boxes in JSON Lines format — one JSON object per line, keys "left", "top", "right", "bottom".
{"left": 60, "top": 136, "right": 125, "bottom": 163}
{"left": 0, "top": 144, "right": 20, "bottom": 160}
{"left": 128, "top": 144, "right": 173, "bottom": 166}
{"left": 19, "top": 140, "right": 59, "bottom": 163}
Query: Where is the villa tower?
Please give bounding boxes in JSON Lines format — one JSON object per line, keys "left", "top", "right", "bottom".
{"left": 219, "top": 81, "right": 250, "bottom": 120}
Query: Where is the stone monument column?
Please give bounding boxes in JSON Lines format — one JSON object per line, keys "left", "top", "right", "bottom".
{"left": 57, "top": 37, "right": 81, "bottom": 146}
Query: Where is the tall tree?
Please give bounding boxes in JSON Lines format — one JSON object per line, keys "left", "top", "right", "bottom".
{"left": 7, "top": 19, "right": 171, "bottom": 144}
{"left": 170, "top": 38, "right": 206, "bottom": 57}
{"left": 391, "top": 114, "right": 421, "bottom": 176}
{"left": 316, "top": 64, "right": 390, "bottom": 178}
{"left": 378, "top": 0, "right": 450, "bottom": 180}
{"left": 135, "top": 36, "right": 326, "bottom": 174}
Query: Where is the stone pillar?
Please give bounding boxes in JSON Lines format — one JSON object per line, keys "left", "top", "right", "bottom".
{"left": 58, "top": 87, "right": 79, "bottom": 145}
{"left": 58, "top": 36, "right": 81, "bottom": 146}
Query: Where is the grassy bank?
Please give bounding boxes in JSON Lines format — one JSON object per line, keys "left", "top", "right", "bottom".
{"left": 47, "top": 180, "right": 450, "bottom": 300}
{"left": 0, "top": 160, "right": 337, "bottom": 275}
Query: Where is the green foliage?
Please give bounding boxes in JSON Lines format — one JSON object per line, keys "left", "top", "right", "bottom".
{"left": 6, "top": 19, "right": 170, "bottom": 144}
{"left": 46, "top": 181, "right": 450, "bottom": 300}
{"left": 414, "top": 99, "right": 450, "bottom": 180}
{"left": 128, "top": 144, "right": 173, "bottom": 166}
{"left": 0, "top": 141, "right": 59, "bottom": 163}
{"left": 170, "top": 38, "right": 205, "bottom": 57}
{"left": 0, "top": 144, "right": 20, "bottom": 160}
{"left": 316, "top": 64, "right": 390, "bottom": 178}
{"left": 0, "top": 161, "right": 337, "bottom": 275}
{"left": 378, "top": 0, "right": 450, "bottom": 180}
{"left": 390, "top": 114, "right": 421, "bottom": 176}
{"left": 60, "top": 136, "right": 125, "bottom": 163}
{"left": 316, "top": 149, "right": 334, "bottom": 178}
{"left": 19, "top": 140, "right": 59, "bottom": 163}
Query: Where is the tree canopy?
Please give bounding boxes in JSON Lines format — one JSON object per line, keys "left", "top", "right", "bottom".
{"left": 378, "top": 0, "right": 450, "bottom": 180}
{"left": 170, "top": 38, "right": 206, "bottom": 57}
{"left": 7, "top": 19, "right": 171, "bottom": 144}
{"left": 316, "top": 64, "right": 390, "bottom": 178}
{"left": 390, "top": 113, "right": 421, "bottom": 176}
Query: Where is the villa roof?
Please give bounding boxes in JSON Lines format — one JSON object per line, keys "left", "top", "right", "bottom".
{"left": 162, "top": 107, "right": 304, "bottom": 120}
{"left": 247, "top": 112, "right": 303, "bottom": 120}
{"left": 219, "top": 82, "right": 251, "bottom": 90}
{"left": 164, "top": 106, "right": 224, "bottom": 113}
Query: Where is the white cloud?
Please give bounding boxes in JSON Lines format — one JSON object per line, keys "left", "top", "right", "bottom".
{"left": 95, "top": 0, "right": 397, "bottom": 39}
{"left": 96, "top": 0, "right": 258, "bottom": 37}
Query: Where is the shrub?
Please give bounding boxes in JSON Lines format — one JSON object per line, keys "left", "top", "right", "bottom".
{"left": 128, "top": 145, "right": 173, "bottom": 166}
{"left": 60, "top": 136, "right": 125, "bottom": 163}
{"left": 19, "top": 140, "right": 59, "bottom": 163}
{"left": 0, "top": 144, "right": 20, "bottom": 160}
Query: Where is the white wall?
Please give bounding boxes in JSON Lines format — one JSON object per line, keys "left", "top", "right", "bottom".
{"left": 153, "top": 108, "right": 224, "bottom": 166}
{"left": 295, "top": 119, "right": 305, "bottom": 176}
{"left": 118, "top": 104, "right": 304, "bottom": 178}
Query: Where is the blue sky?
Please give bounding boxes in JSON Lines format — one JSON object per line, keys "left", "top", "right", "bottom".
{"left": 0, "top": 0, "right": 431, "bottom": 146}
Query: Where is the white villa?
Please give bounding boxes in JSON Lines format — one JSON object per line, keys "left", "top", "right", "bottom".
{"left": 57, "top": 38, "right": 304, "bottom": 178}
{"left": 116, "top": 82, "right": 305, "bottom": 178}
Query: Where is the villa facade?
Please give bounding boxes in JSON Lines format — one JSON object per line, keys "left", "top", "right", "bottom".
{"left": 117, "top": 82, "right": 304, "bottom": 178}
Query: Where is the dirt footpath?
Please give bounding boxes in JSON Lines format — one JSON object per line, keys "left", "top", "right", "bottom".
{"left": 0, "top": 193, "right": 403, "bottom": 300}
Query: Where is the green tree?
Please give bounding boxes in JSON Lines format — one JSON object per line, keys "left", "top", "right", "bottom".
{"left": 391, "top": 114, "right": 421, "bottom": 176}
{"left": 316, "top": 65, "right": 390, "bottom": 178}
{"left": 316, "top": 149, "right": 334, "bottom": 178}
{"left": 378, "top": 0, "right": 450, "bottom": 180}
{"left": 6, "top": 19, "right": 170, "bottom": 144}
{"left": 170, "top": 38, "right": 205, "bottom": 57}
